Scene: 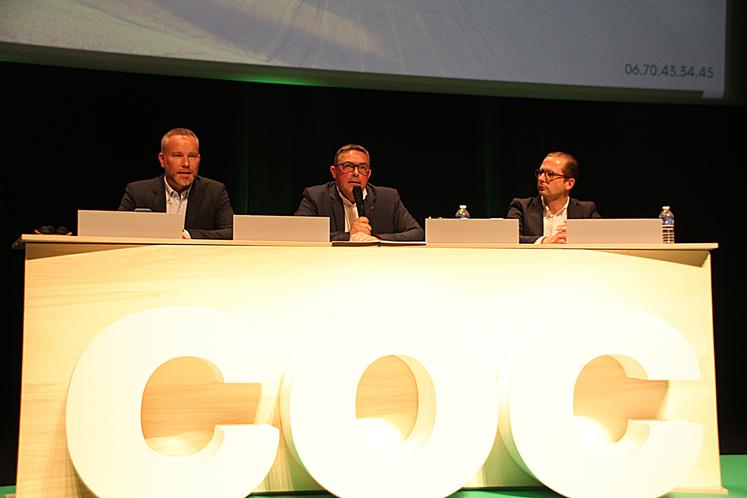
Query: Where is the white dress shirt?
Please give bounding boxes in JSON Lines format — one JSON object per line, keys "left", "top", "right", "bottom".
{"left": 164, "top": 178, "right": 190, "bottom": 238}
{"left": 337, "top": 186, "right": 366, "bottom": 232}
{"left": 534, "top": 197, "right": 569, "bottom": 244}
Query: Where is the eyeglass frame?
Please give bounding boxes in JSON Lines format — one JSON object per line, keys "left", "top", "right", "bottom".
{"left": 335, "top": 162, "right": 371, "bottom": 175}
{"left": 534, "top": 168, "right": 568, "bottom": 181}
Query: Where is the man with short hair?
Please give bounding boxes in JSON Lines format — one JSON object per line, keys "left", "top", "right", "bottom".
{"left": 506, "top": 151, "right": 600, "bottom": 244}
{"left": 295, "top": 144, "right": 424, "bottom": 242}
{"left": 118, "top": 128, "right": 234, "bottom": 239}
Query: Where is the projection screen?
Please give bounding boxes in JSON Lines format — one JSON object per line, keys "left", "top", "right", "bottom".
{"left": 0, "top": 0, "right": 734, "bottom": 103}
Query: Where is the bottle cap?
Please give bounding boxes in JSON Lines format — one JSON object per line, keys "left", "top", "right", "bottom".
{"left": 662, "top": 205, "right": 670, "bottom": 209}
{"left": 459, "top": 204, "right": 467, "bottom": 208}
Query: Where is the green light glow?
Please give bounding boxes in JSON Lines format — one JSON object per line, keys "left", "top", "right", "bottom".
{"left": 227, "top": 74, "right": 322, "bottom": 87}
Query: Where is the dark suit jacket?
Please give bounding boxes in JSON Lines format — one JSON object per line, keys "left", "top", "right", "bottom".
{"left": 118, "top": 175, "right": 234, "bottom": 239}
{"left": 294, "top": 182, "right": 424, "bottom": 242}
{"left": 506, "top": 195, "right": 601, "bottom": 243}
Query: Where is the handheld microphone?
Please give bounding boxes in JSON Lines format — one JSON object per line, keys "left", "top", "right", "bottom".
{"left": 352, "top": 186, "right": 366, "bottom": 218}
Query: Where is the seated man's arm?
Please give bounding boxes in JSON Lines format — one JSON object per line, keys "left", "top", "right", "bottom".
{"left": 117, "top": 181, "right": 156, "bottom": 212}
{"left": 506, "top": 198, "right": 541, "bottom": 244}
{"left": 375, "top": 191, "right": 424, "bottom": 242}
{"left": 186, "top": 185, "right": 234, "bottom": 240}
{"left": 294, "top": 187, "right": 348, "bottom": 241}
{"left": 117, "top": 184, "right": 137, "bottom": 211}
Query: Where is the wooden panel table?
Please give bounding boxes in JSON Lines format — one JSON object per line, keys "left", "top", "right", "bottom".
{"left": 14, "top": 235, "right": 723, "bottom": 497}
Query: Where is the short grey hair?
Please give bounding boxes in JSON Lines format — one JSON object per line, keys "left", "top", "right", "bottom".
{"left": 161, "top": 128, "right": 200, "bottom": 152}
{"left": 334, "top": 144, "right": 370, "bottom": 165}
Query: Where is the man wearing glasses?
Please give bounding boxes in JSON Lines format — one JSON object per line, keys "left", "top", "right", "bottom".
{"left": 506, "top": 151, "right": 600, "bottom": 244}
{"left": 294, "top": 144, "right": 424, "bottom": 242}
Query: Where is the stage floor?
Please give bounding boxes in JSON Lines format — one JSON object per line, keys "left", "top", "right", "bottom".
{"left": 1, "top": 455, "right": 745, "bottom": 498}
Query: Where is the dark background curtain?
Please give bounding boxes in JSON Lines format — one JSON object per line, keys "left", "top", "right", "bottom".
{"left": 1, "top": 60, "right": 744, "bottom": 485}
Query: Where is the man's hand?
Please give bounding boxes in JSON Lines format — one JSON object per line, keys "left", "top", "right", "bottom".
{"left": 350, "top": 232, "right": 379, "bottom": 242}
{"left": 541, "top": 224, "right": 567, "bottom": 244}
{"left": 350, "top": 216, "right": 372, "bottom": 236}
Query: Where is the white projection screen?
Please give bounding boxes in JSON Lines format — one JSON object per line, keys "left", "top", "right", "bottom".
{"left": 0, "top": 1, "right": 736, "bottom": 103}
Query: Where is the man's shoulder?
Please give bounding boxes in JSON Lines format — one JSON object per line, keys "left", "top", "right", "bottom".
{"left": 193, "top": 176, "right": 227, "bottom": 189}
{"left": 570, "top": 197, "right": 597, "bottom": 208}
{"left": 569, "top": 197, "right": 600, "bottom": 218}
{"left": 366, "top": 183, "right": 400, "bottom": 200}
{"left": 303, "top": 182, "right": 336, "bottom": 196}
{"left": 509, "top": 196, "right": 540, "bottom": 208}
{"left": 126, "top": 176, "right": 162, "bottom": 188}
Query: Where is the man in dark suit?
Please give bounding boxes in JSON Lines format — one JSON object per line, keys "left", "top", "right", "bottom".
{"left": 118, "top": 128, "right": 234, "bottom": 239}
{"left": 507, "top": 151, "right": 600, "bottom": 244}
{"left": 294, "top": 144, "right": 423, "bottom": 242}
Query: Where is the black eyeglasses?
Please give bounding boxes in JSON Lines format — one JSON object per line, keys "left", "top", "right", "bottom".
{"left": 534, "top": 168, "right": 567, "bottom": 181}
{"left": 336, "top": 162, "right": 371, "bottom": 175}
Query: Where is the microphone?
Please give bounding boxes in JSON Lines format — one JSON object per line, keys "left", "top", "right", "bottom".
{"left": 352, "top": 186, "right": 366, "bottom": 218}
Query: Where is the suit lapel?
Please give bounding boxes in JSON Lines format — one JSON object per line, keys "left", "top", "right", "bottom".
{"left": 527, "top": 196, "right": 544, "bottom": 234}
{"left": 152, "top": 177, "right": 167, "bottom": 212}
{"left": 364, "top": 185, "right": 376, "bottom": 225}
{"left": 327, "top": 184, "right": 345, "bottom": 232}
{"left": 185, "top": 177, "right": 202, "bottom": 228}
{"left": 567, "top": 198, "right": 580, "bottom": 218}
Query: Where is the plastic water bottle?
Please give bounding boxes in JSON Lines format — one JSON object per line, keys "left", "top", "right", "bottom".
{"left": 455, "top": 205, "right": 470, "bottom": 219}
{"left": 659, "top": 206, "right": 675, "bottom": 243}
